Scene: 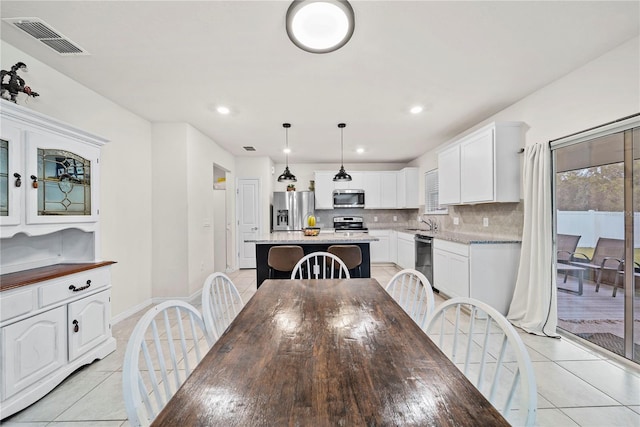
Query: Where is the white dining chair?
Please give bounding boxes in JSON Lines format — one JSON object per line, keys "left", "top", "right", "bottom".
{"left": 122, "top": 300, "right": 213, "bottom": 426}
{"left": 425, "top": 297, "right": 537, "bottom": 427}
{"left": 385, "top": 269, "right": 435, "bottom": 328}
{"left": 201, "top": 272, "right": 244, "bottom": 340}
{"left": 290, "top": 251, "right": 351, "bottom": 279}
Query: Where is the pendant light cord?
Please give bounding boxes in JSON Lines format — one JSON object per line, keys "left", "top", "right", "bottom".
{"left": 340, "top": 126, "right": 344, "bottom": 166}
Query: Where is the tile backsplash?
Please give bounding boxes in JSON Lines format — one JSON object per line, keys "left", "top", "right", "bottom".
{"left": 419, "top": 202, "right": 524, "bottom": 239}
{"left": 314, "top": 209, "right": 417, "bottom": 229}
{"left": 312, "top": 202, "right": 523, "bottom": 240}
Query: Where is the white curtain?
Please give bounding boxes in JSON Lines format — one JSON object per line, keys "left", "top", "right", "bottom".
{"left": 507, "top": 143, "right": 559, "bottom": 337}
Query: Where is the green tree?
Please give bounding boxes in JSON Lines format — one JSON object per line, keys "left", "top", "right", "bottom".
{"left": 556, "top": 163, "right": 624, "bottom": 211}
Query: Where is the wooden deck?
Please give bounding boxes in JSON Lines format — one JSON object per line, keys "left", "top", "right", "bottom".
{"left": 556, "top": 272, "right": 640, "bottom": 346}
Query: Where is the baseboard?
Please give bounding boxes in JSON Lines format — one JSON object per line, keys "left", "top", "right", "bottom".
{"left": 111, "top": 299, "right": 153, "bottom": 324}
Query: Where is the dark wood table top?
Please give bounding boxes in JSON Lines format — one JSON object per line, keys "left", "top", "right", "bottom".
{"left": 151, "top": 278, "right": 510, "bottom": 427}
{"left": 0, "top": 261, "right": 116, "bottom": 292}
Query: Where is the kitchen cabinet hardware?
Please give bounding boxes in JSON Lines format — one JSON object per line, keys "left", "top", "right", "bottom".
{"left": 13, "top": 173, "right": 21, "bottom": 187}
{"left": 30, "top": 175, "right": 37, "bottom": 188}
{"left": 69, "top": 280, "right": 91, "bottom": 292}
{"left": 72, "top": 319, "right": 79, "bottom": 332}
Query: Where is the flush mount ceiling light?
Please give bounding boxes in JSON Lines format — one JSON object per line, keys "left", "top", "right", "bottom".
{"left": 333, "top": 123, "right": 352, "bottom": 182}
{"left": 410, "top": 106, "right": 424, "bottom": 114}
{"left": 216, "top": 106, "right": 230, "bottom": 115}
{"left": 277, "top": 123, "right": 297, "bottom": 183}
{"left": 286, "top": 0, "right": 355, "bottom": 54}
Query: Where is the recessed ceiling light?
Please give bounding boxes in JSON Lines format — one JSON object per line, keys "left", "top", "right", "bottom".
{"left": 286, "top": 1, "right": 355, "bottom": 54}
{"left": 216, "top": 106, "right": 230, "bottom": 115}
{"left": 283, "top": 148, "right": 291, "bottom": 154}
{"left": 356, "top": 148, "right": 364, "bottom": 154}
{"left": 410, "top": 106, "right": 423, "bottom": 114}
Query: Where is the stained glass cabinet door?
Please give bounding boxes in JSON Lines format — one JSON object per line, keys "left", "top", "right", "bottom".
{"left": 25, "top": 130, "right": 100, "bottom": 225}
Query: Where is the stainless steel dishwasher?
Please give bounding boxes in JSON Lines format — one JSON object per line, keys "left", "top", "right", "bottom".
{"left": 414, "top": 234, "right": 435, "bottom": 290}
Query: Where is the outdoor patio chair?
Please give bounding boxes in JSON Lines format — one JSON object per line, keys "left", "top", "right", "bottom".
{"left": 570, "top": 237, "right": 624, "bottom": 295}
{"left": 557, "top": 234, "right": 581, "bottom": 264}
{"left": 556, "top": 233, "right": 581, "bottom": 284}
{"left": 613, "top": 260, "right": 640, "bottom": 297}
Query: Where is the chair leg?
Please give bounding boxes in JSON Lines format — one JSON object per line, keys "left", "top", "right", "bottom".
{"left": 563, "top": 270, "right": 568, "bottom": 283}
{"left": 595, "top": 269, "right": 602, "bottom": 292}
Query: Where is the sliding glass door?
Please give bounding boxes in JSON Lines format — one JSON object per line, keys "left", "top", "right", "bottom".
{"left": 552, "top": 115, "right": 639, "bottom": 363}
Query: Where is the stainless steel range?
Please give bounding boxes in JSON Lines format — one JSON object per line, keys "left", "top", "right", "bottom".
{"left": 333, "top": 216, "right": 368, "bottom": 233}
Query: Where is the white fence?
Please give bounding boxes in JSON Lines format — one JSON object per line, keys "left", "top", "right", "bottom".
{"left": 557, "top": 211, "right": 640, "bottom": 248}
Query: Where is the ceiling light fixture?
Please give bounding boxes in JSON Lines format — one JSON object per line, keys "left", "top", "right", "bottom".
{"left": 410, "top": 106, "right": 423, "bottom": 114}
{"left": 277, "top": 123, "right": 297, "bottom": 183}
{"left": 286, "top": 0, "right": 355, "bottom": 54}
{"left": 216, "top": 106, "right": 230, "bottom": 115}
{"left": 356, "top": 147, "right": 364, "bottom": 154}
{"left": 333, "top": 123, "right": 352, "bottom": 182}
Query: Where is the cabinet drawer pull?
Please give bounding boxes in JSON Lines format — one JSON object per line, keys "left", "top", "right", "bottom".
{"left": 14, "top": 173, "right": 22, "bottom": 187}
{"left": 30, "top": 175, "right": 38, "bottom": 188}
{"left": 69, "top": 280, "right": 91, "bottom": 292}
{"left": 73, "top": 319, "right": 79, "bottom": 333}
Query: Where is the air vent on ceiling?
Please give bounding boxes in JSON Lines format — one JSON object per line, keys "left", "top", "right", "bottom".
{"left": 3, "top": 17, "right": 89, "bottom": 55}
{"left": 243, "top": 146, "right": 256, "bottom": 152}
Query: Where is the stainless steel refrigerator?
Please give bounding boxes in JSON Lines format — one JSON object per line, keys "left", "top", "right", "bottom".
{"left": 272, "top": 191, "right": 315, "bottom": 231}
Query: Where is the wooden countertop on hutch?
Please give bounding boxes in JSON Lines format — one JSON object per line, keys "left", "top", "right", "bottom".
{"left": 0, "top": 261, "right": 116, "bottom": 292}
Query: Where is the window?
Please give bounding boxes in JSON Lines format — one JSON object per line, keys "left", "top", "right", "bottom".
{"left": 425, "top": 169, "right": 447, "bottom": 214}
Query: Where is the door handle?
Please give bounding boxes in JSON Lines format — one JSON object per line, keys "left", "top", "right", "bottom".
{"left": 252, "top": 227, "right": 259, "bottom": 231}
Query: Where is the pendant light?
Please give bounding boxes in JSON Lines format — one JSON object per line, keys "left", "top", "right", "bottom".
{"left": 333, "top": 123, "right": 352, "bottom": 182}
{"left": 277, "top": 123, "right": 297, "bottom": 183}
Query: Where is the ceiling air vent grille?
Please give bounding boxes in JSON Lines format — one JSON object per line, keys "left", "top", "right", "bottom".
{"left": 243, "top": 146, "right": 256, "bottom": 152}
{"left": 3, "top": 17, "right": 89, "bottom": 56}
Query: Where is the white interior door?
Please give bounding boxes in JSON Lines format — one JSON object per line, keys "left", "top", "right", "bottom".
{"left": 237, "top": 178, "right": 260, "bottom": 269}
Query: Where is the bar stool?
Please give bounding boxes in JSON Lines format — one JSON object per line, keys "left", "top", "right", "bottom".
{"left": 328, "top": 245, "right": 362, "bottom": 278}
{"left": 268, "top": 245, "right": 304, "bottom": 279}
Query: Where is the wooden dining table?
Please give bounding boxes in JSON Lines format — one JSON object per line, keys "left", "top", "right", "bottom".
{"left": 151, "top": 278, "right": 510, "bottom": 426}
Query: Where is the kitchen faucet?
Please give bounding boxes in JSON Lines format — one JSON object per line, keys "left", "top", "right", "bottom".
{"left": 419, "top": 215, "right": 438, "bottom": 232}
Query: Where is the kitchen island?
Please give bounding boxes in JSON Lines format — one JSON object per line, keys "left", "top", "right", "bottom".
{"left": 246, "top": 231, "right": 378, "bottom": 287}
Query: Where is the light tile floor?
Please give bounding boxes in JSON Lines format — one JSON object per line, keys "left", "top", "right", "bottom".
{"left": 2, "top": 265, "right": 640, "bottom": 427}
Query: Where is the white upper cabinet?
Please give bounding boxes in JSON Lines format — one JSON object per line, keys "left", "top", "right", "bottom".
{"left": 438, "top": 145, "right": 461, "bottom": 205}
{"left": 379, "top": 172, "right": 397, "bottom": 208}
{"left": 0, "top": 101, "right": 107, "bottom": 238}
{"left": 438, "top": 122, "right": 523, "bottom": 205}
{"left": 396, "top": 167, "right": 418, "bottom": 209}
{"left": 315, "top": 169, "right": 416, "bottom": 210}
{"left": 362, "top": 172, "right": 381, "bottom": 208}
{"left": 313, "top": 171, "right": 334, "bottom": 209}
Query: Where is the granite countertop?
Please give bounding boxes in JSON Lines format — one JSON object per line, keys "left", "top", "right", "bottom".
{"left": 371, "top": 227, "right": 521, "bottom": 245}
{"left": 247, "top": 231, "right": 379, "bottom": 244}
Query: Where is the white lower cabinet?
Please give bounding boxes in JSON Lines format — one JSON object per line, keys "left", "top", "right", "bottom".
{"left": 369, "top": 230, "right": 391, "bottom": 263}
{"left": 433, "top": 239, "right": 520, "bottom": 315}
{"left": 433, "top": 241, "right": 470, "bottom": 299}
{"left": 0, "top": 265, "right": 116, "bottom": 418}
{"left": 68, "top": 290, "right": 111, "bottom": 361}
{"left": 396, "top": 232, "right": 415, "bottom": 270}
{"left": 2, "top": 306, "right": 66, "bottom": 399}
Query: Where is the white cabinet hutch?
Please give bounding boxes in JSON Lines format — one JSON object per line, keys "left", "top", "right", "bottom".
{"left": 0, "top": 100, "right": 116, "bottom": 419}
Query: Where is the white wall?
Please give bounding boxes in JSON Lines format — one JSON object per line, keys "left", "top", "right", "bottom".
{"left": 151, "top": 123, "right": 189, "bottom": 298}
{"left": 152, "top": 123, "right": 237, "bottom": 298}
{"left": 410, "top": 36, "right": 640, "bottom": 206}
{"left": 1, "top": 41, "right": 154, "bottom": 318}
{"left": 186, "top": 125, "right": 235, "bottom": 295}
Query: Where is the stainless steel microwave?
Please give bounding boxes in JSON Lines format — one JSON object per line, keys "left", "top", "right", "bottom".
{"left": 333, "top": 189, "right": 365, "bottom": 208}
